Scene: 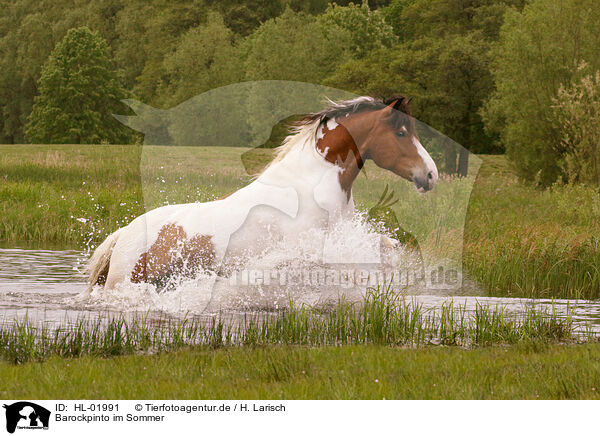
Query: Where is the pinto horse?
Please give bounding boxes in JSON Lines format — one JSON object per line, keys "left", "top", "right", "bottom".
{"left": 85, "top": 96, "right": 438, "bottom": 291}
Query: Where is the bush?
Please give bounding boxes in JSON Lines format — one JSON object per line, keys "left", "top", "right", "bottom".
{"left": 553, "top": 70, "right": 600, "bottom": 186}
{"left": 482, "top": 0, "right": 600, "bottom": 185}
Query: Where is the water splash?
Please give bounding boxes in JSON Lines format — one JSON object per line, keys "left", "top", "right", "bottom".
{"left": 77, "top": 213, "right": 426, "bottom": 314}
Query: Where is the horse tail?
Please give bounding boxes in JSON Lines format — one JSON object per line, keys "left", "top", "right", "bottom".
{"left": 84, "top": 228, "right": 122, "bottom": 288}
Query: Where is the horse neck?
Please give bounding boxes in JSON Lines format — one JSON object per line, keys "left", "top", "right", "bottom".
{"left": 315, "top": 115, "right": 371, "bottom": 199}
{"left": 257, "top": 123, "right": 352, "bottom": 209}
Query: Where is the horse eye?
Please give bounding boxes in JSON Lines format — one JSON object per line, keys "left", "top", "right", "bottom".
{"left": 396, "top": 131, "right": 406, "bottom": 138}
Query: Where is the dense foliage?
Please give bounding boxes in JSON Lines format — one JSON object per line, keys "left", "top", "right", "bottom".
{"left": 553, "top": 71, "right": 600, "bottom": 186}
{"left": 26, "top": 27, "right": 134, "bottom": 144}
{"left": 482, "top": 0, "right": 600, "bottom": 184}
{"left": 1, "top": 0, "right": 599, "bottom": 183}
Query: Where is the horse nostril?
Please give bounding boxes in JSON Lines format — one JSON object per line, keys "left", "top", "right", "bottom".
{"left": 427, "top": 171, "right": 433, "bottom": 180}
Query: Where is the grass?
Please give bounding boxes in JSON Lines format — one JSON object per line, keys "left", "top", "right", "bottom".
{"left": 463, "top": 156, "right": 600, "bottom": 299}
{"left": 0, "top": 145, "right": 599, "bottom": 299}
{"left": 0, "top": 145, "right": 143, "bottom": 244}
{"left": 1, "top": 145, "right": 597, "bottom": 400}
{"left": 1, "top": 287, "right": 593, "bottom": 399}
{"left": 0, "top": 144, "right": 257, "bottom": 246}
{"left": 1, "top": 344, "right": 599, "bottom": 399}
{"left": 0, "top": 288, "right": 582, "bottom": 365}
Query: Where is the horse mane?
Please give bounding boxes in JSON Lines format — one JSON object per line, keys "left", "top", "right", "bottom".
{"left": 261, "top": 120, "right": 321, "bottom": 172}
{"left": 260, "top": 95, "right": 413, "bottom": 174}
{"left": 298, "top": 95, "right": 412, "bottom": 127}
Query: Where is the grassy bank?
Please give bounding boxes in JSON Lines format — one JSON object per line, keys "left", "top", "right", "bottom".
{"left": 0, "top": 290, "right": 581, "bottom": 364}
{"left": 1, "top": 343, "right": 599, "bottom": 399}
{"left": 0, "top": 144, "right": 254, "bottom": 245}
{"left": 1, "top": 145, "right": 598, "bottom": 299}
{"left": 0, "top": 145, "right": 143, "bottom": 244}
{"left": 463, "top": 156, "right": 600, "bottom": 299}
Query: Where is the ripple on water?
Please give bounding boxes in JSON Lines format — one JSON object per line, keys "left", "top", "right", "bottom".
{"left": 1, "top": 246, "right": 600, "bottom": 334}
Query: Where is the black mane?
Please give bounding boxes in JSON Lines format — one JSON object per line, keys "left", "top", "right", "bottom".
{"left": 297, "top": 95, "right": 414, "bottom": 132}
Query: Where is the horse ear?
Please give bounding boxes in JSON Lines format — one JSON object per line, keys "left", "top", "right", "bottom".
{"left": 381, "top": 97, "right": 405, "bottom": 116}
{"left": 389, "top": 98, "right": 404, "bottom": 110}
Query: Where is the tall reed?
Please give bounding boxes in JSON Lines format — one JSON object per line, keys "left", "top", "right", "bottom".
{"left": 0, "top": 288, "right": 583, "bottom": 364}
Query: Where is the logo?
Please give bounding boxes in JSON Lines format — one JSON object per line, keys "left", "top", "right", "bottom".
{"left": 3, "top": 402, "right": 50, "bottom": 434}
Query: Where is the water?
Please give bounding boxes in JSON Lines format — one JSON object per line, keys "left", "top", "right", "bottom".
{"left": 1, "top": 246, "right": 600, "bottom": 334}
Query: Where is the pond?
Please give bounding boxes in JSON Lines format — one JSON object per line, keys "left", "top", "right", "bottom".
{"left": 2, "top": 246, "right": 600, "bottom": 336}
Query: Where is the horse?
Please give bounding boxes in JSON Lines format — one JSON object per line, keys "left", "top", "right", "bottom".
{"left": 85, "top": 95, "right": 438, "bottom": 292}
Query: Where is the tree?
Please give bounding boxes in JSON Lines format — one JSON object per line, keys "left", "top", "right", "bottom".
{"left": 317, "top": 2, "right": 396, "bottom": 58}
{"left": 244, "top": 8, "right": 353, "bottom": 83}
{"left": 26, "top": 26, "right": 135, "bottom": 144}
{"left": 553, "top": 70, "right": 600, "bottom": 186}
{"left": 160, "top": 12, "right": 245, "bottom": 107}
{"left": 0, "top": 0, "right": 127, "bottom": 143}
{"left": 329, "top": 35, "right": 494, "bottom": 175}
{"left": 159, "top": 12, "right": 248, "bottom": 146}
{"left": 0, "top": 6, "right": 56, "bottom": 143}
{"left": 383, "top": 0, "right": 524, "bottom": 42}
{"left": 326, "top": 0, "right": 524, "bottom": 175}
{"left": 206, "top": 0, "right": 285, "bottom": 36}
{"left": 326, "top": 0, "right": 516, "bottom": 174}
{"left": 482, "top": 0, "right": 600, "bottom": 185}
{"left": 120, "top": 0, "right": 208, "bottom": 105}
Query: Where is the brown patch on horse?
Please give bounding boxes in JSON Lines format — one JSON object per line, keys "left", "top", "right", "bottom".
{"left": 182, "top": 234, "right": 216, "bottom": 272}
{"left": 131, "top": 224, "right": 185, "bottom": 283}
{"left": 316, "top": 121, "right": 365, "bottom": 199}
{"left": 314, "top": 97, "right": 429, "bottom": 193}
{"left": 131, "top": 223, "right": 214, "bottom": 284}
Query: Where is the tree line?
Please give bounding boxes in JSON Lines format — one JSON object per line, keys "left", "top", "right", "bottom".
{"left": 1, "top": 0, "right": 599, "bottom": 184}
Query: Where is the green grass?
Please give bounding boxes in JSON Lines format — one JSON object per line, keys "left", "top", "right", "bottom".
{"left": 1, "top": 145, "right": 599, "bottom": 299}
{"left": 0, "top": 144, "right": 256, "bottom": 246}
{"left": 0, "top": 145, "right": 142, "bottom": 244}
{"left": 0, "top": 289, "right": 582, "bottom": 365}
{"left": 1, "top": 343, "right": 599, "bottom": 399}
{"left": 463, "top": 156, "right": 600, "bottom": 299}
{"left": 1, "top": 146, "right": 597, "bottom": 399}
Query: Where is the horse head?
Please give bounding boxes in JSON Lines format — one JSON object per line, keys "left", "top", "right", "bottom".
{"left": 313, "top": 96, "right": 438, "bottom": 194}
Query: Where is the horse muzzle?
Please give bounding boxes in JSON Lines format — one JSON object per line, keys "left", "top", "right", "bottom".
{"left": 413, "top": 170, "right": 437, "bottom": 193}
